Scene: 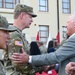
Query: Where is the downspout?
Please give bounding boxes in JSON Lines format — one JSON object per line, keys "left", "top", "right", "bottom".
{"left": 57, "top": 0, "right": 60, "bottom": 43}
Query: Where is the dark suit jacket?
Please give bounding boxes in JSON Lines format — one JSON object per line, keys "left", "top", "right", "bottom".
{"left": 31, "top": 34, "right": 75, "bottom": 75}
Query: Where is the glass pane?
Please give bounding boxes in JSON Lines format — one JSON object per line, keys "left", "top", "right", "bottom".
{"left": 45, "top": 7, "right": 47, "bottom": 11}
{"left": 39, "top": 7, "right": 45, "bottom": 11}
{"left": 45, "top": 0, "right": 47, "bottom": 6}
{"left": 62, "top": 31, "right": 66, "bottom": 38}
{"left": 39, "top": 0, "right": 48, "bottom": 12}
{"left": 0, "top": 0, "right": 2, "bottom": 2}
{"left": 63, "top": 4, "right": 68, "bottom": 8}
{"left": 40, "top": 32, "right": 48, "bottom": 37}
{"left": 5, "top": 0, "right": 13, "bottom": 2}
{"left": 62, "top": 0, "right": 70, "bottom": 14}
{"left": 62, "top": 26, "right": 67, "bottom": 31}
{"left": 62, "top": 0, "right": 69, "bottom": 2}
{"left": 63, "top": 9, "right": 67, "bottom": 13}
{"left": 40, "top": 0, "right": 45, "bottom": 4}
{"left": 67, "top": 9, "right": 70, "bottom": 13}
{"left": 67, "top": 4, "right": 70, "bottom": 8}
{"left": 39, "top": 26, "right": 48, "bottom": 30}
{"left": 16, "top": 0, "right": 19, "bottom": 3}
{"left": 62, "top": 0, "right": 65, "bottom": 2}
{"left": 1, "top": 0, "right": 19, "bottom": 8}
{"left": 4, "top": 4, "right": 13, "bottom": 8}
{"left": 0, "top": 3, "right": 2, "bottom": 7}
{"left": 64, "top": 28, "right": 67, "bottom": 31}
{"left": 40, "top": 38, "right": 47, "bottom": 42}
{"left": 40, "top": 0, "right": 45, "bottom": 5}
{"left": 39, "top": 25, "right": 49, "bottom": 42}
{"left": 63, "top": 4, "right": 70, "bottom": 8}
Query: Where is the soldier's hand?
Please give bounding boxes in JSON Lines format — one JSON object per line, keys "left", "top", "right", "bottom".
{"left": 65, "top": 62, "right": 75, "bottom": 75}
{"left": 11, "top": 48, "right": 29, "bottom": 64}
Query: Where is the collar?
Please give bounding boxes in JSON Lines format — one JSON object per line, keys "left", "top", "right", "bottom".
{"left": 69, "top": 33, "right": 75, "bottom": 38}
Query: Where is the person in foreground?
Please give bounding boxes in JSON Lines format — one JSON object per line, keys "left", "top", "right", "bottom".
{"left": 65, "top": 62, "right": 75, "bottom": 75}
{"left": 4, "top": 3, "right": 37, "bottom": 75}
{"left": 11, "top": 14, "right": 75, "bottom": 75}
{"left": 0, "top": 15, "right": 16, "bottom": 75}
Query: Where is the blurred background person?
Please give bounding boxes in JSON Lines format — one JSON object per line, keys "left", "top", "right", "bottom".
{"left": 30, "top": 41, "right": 41, "bottom": 55}
{"left": 30, "top": 41, "right": 45, "bottom": 74}
{"left": 37, "top": 41, "right": 47, "bottom": 54}
{"left": 44, "top": 40, "right": 59, "bottom": 74}
{"left": 47, "top": 40, "right": 56, "bottom": 53}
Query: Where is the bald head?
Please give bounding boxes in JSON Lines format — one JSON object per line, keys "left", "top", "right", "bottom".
{"left": 66, "top": 14, "right": 75, "bottom": 36}
{"left": 69, "top": 14, "right": 75, "bottom": 23}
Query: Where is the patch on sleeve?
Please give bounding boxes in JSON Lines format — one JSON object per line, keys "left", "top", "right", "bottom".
{"left": 15, "top": 40, "right": 23, "bottom": 47}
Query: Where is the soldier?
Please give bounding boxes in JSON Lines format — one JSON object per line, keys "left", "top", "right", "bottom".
{"left": 4, "top": 3, "right": 37, "bottom": 75}
{"left": 0, "top": 15, "right": 16, "bottom": 75}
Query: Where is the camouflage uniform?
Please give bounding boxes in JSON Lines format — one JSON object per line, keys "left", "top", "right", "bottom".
{"left": 4, "top": 3, "right": 37, "bottom": 75}
{"left": 0, "top": 61, "right": 5, "bottom": 75}
{"left": 0, "top": 15, "right": 16, "bottom": 74}
{"left": 4, "top": 27, "right": 36, "bottom": 75}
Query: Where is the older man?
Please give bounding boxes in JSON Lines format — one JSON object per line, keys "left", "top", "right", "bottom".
{"left": 0, "top": 15, "right": 16, "bottom": 75}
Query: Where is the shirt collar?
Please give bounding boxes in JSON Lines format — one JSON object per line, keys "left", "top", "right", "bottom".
{"left": 69, "top": 33, "right": 75, "bottom": 38}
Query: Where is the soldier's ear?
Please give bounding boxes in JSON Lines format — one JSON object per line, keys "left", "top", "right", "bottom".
{"left": 20, "top": 12, "right": 25, "bottom": 19}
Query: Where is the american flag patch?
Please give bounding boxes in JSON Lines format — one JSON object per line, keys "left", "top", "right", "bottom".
{"left": 15, "top": 41, "right": 23, "bottom": 46}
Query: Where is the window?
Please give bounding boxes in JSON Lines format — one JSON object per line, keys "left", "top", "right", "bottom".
{"left": 39, "top": 25, "right": 49, "bottom": 43}
{"left": 0, "top": 0, "right": 20, "bottom": 9}
{"left": 62, "top": 0, "right": 71, "bottom": 14}
{"left": 38, "top": 0, "right": 48, "bottom": 12}
{"left": 62, "top": 26, "right": 67, "bottom": 38}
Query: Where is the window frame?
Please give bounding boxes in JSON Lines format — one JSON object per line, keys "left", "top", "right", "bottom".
{"left": 39, "top": 25, "right": 49, "bottom": 43}
{"left": 0, "top": 0, "right": 20, "bottom": 9}
{"left": 39, "top": 0, "right": 48, "bottom": 12}
{"left": 62, "top": 26, "right": 67, "bottom": 38}
{"left": 62, "top": 0, "right": 71, "bottom": 14}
